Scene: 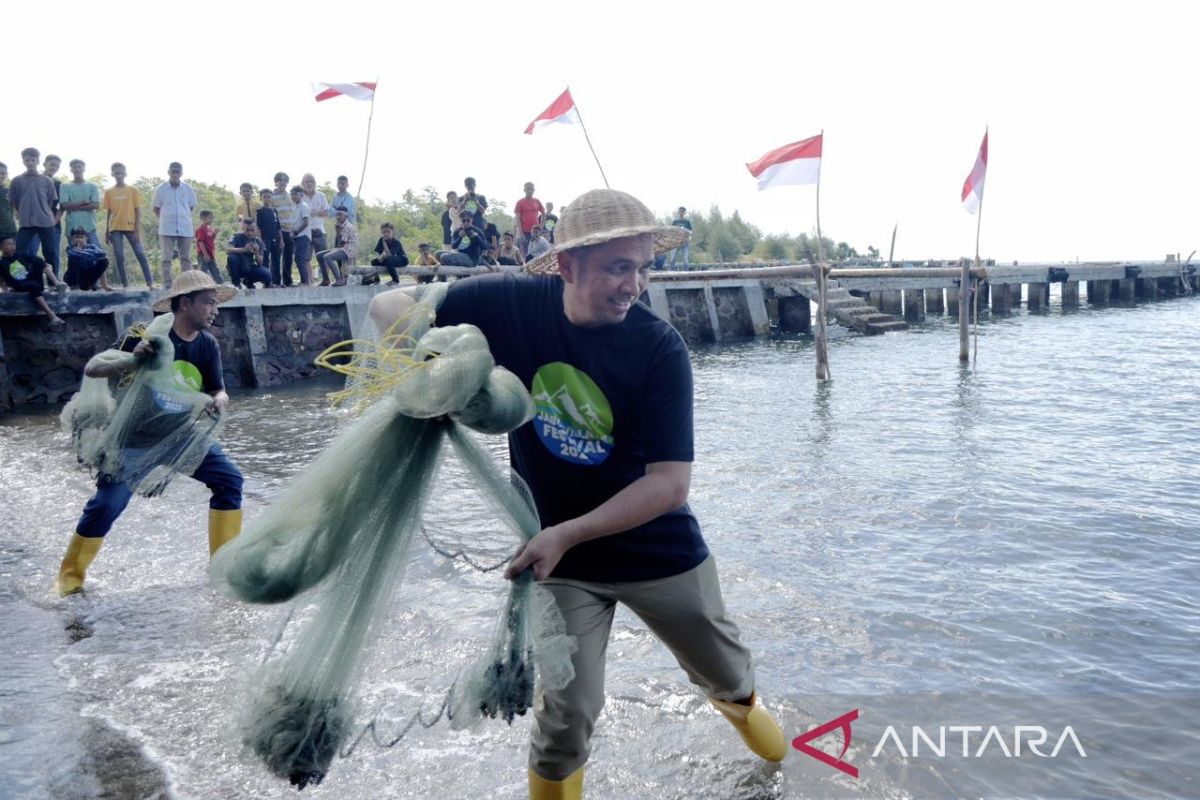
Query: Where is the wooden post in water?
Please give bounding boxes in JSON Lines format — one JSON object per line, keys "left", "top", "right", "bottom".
{"left": 813, "top": 130, "right": 831, "bottom": 381}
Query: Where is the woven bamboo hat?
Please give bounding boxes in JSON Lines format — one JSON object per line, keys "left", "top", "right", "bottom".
{"left": 524, "top": 188, "right": 690, "bottom": 276}
{"left": 152, "top": 270, "right": 239, "bottom": 312}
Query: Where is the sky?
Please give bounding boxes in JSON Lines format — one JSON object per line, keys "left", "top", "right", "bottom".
{"left": 5, "top": 0, "right": 1196, "bottom": 263}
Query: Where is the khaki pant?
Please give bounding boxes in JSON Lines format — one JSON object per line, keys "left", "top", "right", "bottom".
{"left": 530, "top": 556, "right": 755, "bottom": 780}
{"left": 159, "top": 234, "right": 193, "bottom": 288}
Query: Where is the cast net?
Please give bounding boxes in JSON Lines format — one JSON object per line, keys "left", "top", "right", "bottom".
{"left": 60, "top": 312, "right": 223, "bottom": 496}
{"left": 209, "top": 285, "right": 575, "bottom": 788}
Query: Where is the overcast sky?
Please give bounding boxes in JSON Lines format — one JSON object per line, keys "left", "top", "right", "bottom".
{"left": 6, "top": 0, "right": 1195, "bottom": 262}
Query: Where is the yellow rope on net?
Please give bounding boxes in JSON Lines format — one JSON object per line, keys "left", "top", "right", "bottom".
{"left": 313, "top": 296, "right": 440, "bottom": 415}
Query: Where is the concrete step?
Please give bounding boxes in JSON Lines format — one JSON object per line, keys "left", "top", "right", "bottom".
{"left": 865, "top": 319, "right": 910, "bottom": 334}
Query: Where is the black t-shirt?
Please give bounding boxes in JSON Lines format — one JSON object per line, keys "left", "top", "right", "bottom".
{"left": 113, "top": 323, "right": 223, "bottom": 447}
{"left": 436, "top": 273, "right": 707, "bottom": 582}
{"left": 256, "top": 206, "right": 281, "bottom": 240}
{"left": 0, "top": 254, "right": 45, "bottom": 288}
{"left": 117, "top": 324, "right": 224, "bottom": 393}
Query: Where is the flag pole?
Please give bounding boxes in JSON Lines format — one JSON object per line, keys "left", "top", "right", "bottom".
{"left": 571, "top": 95, "right": 610, "bottom": 189}
{"left": 960, "top": 126, "right": 987, "bottom": 364}
{"left": 972, "top": 178, "right": 985, "bottom": 362}
{"left": 813, "top": 129, "right": 830, "bottom": 381}
{"left": 356, "top": 79, "right": 379, "bottom": 199}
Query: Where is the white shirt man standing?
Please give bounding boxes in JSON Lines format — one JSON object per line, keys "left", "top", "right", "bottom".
{"left": 152, "top": 161, "right": 198, "bottom": 289}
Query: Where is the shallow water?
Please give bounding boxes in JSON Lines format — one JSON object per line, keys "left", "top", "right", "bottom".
{"left": 2, "top": 292, "right": 1198, "bottom": 799}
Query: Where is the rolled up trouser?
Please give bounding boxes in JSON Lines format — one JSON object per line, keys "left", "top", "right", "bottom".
{"left": 529, "top": 555, "right": 754, "bottom": 781}
{"left": 76, "top": 443, "right": 244, "bottom": 538}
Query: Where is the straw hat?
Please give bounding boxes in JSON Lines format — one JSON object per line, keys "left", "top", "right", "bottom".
{"left": 152, "top": 270, "right": 239, "bottom": 312}
{"left": 524, "top": 188, "right": 690, "bottom": 276}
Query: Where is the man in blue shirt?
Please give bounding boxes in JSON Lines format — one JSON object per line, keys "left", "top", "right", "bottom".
{"left": 331, "top": 175, "right": 356, "bottom": 224}
{"left": 369, "top": 189, "right": 784, "bottom": 800}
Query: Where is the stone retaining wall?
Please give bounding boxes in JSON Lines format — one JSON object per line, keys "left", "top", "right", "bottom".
{"left": 0, "top": 279, "right": 784, "bottom": 412}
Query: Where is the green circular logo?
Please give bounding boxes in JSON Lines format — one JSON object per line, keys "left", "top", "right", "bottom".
{"left": 531, "top": 362, "right": 614, "bottom": 465}
{"left": 173, "top": 360, "right": 203, "bottom": 392}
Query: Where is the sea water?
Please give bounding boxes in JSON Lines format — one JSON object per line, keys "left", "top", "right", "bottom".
{"left": 1, "top": 293, "right": 1197, "bottom": 799}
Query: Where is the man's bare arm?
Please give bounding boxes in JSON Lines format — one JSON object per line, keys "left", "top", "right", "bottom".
{"left": 505, "top": 461, "right": 692, "bottom": 580}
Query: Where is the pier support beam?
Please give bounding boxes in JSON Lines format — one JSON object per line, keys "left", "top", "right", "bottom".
{"left": 1027, "top": 282, "right": 1049, "bottom": 311}
{"left": 925, "top": 288, "right": 945, "bottom": 314}
{"left": 1007, "top": 284, "right": 1022, "bottom": 308}
{"left": 244, "top": 305, "right": 272, "bottom": 386}
{"left": 991, "top": 282, "right": 1012, "bottom": 315}
{"left": 977, "top": 281, "right": 990, "bottom": 307}
{"left": 1061, "top": 281, "right": 1080, "bottom": 308}
{"left": 1137, "top": 278, "right": 1159, "bottom": 300}
{"left": 880, "top": 290, "right": 902, "bottom": 315}
{"left": 777, "top": 295, "right": 811, "bottom": 334}
{"left": 868, "top": 291, "right": 883, "bottom": 310}
{"left": 1088, "top": 280, "right": 1111, "bottom": 305}
{"left": 1117, "top": 278, "right": 1137, "bottom": 303}
{"left": 947, "top": 285, "right": 960, "bottom": 317}
{"left": 904, "top": 289, "right": 925, "bottom": 321}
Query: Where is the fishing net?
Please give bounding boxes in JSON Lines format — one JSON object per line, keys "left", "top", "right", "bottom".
{"left": 209, "top": 285, "right": 575, "bottom": 788}
{"left": 59, "top": 313, "right": 223, "bottom": 496}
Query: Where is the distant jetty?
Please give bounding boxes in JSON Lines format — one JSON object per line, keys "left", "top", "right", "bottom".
{"left": 1, "top": 260, "right": 1194, "bottom": 412}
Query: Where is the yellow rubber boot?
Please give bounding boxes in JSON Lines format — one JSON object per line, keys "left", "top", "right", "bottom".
{"left": 710, "top": 692, "right": 787, "bottom": 762}
{"left": 528, "top": 767, "right": 583, "bottom": 799}
{"left": 54, "top": 533, "right": 104, "bottom": 596}
{"left": 208, "top": 508, "right": 243, "bottom": 556}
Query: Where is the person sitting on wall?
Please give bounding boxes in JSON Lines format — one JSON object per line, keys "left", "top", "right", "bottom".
{"left": 64, "top": 227, "right": 111, "bottom": 291}
{"left": 0, "top": 233, "right": 67, "bottom": 325}
{"left": 497, "top": 231, "right": 524, "bottom": 267}
{"left": 525, "top": 225, "right": 552, "bottom": 259}
{"left": 370, "top": 222, "right": 410, "bottom": 285}
{"left": 316, "top": 206, "right": 356, "bottom": 287}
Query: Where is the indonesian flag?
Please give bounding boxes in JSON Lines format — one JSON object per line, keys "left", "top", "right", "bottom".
{"left": 312, "top": 82, "right": 377, "bottom": 102}
{"left": 961, "top": 130, "right": 988, "bottom": 214}
{"left": 525, "top": 88, "right": 579, "bottom": 134}
{"left": 746, "top": 134, "right": 823, "bottom": 190}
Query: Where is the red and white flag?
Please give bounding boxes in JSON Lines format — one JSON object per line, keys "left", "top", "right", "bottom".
{"left": 746, "top": 134, "right": 823, "bottom": 190}
{"left": 961, "top": 130, "right": 988, "bottom": 214}
{"left": 312, "top": 82, "right": 377, "bottom": 102}
{"left": 525, "top": 88, "right": 579, "bottom": 134}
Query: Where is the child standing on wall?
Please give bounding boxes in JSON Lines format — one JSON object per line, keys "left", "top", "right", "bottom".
{"left": 195, "top": 210, "right": 222, "bottom": 283}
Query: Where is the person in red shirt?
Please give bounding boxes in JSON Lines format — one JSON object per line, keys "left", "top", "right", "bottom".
{"left": 513, "top": 181, "right": 544, "bottom": 256}
{"left": 194, "top": 210, "right": 222, "bottom": 283}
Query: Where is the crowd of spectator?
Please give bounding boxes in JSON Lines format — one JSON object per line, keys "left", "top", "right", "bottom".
{"left": 1, "top": 150, "right": 575, "bottom": 322}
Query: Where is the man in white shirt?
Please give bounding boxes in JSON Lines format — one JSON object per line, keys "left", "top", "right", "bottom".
{"left": 301, "top": 174, "right": 330, "bottom": 256}
{"left": 152, "top": 162, "right": 198, "bottom": 289}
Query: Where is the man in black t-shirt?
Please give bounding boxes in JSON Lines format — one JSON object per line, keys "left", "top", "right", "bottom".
{"left": 54, "top": 271, "right": 246, "bottom": 596}
{"left": 369, "top": 189, "right": 784, "bottom": 799}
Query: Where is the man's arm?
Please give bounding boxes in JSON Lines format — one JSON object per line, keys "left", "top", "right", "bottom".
{"left": 84, "top": 339, "right": 153, "bottom": 378}
{"left": 367, "top": 286, "right": 419, "bottom": 334}
{"left": 505, "top": 461, "right": 692, "bottom": 580}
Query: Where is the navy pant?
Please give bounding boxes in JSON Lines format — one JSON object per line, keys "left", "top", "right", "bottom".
{"left": 228, "top": 254, "right": 271, "bottom": 287}
{"left": 264, "top": 237, "right": 283, "bottom": 285}
{"left": 76, "top": 444, "right": 243, "bottom": 538}
{"left": 16, "top": 226, "right": 58, "bottom": 276}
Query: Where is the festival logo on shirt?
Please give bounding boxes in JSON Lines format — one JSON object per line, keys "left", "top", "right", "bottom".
{"left": 531, "top": 362, "right": 614, "bottom": 466}
{"left": 151, "top": 360, "right": 203, "bottom": 414}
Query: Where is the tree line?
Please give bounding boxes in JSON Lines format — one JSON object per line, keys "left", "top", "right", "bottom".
{"left": 89, "top": 174, "right": 869, "bottom": 286}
